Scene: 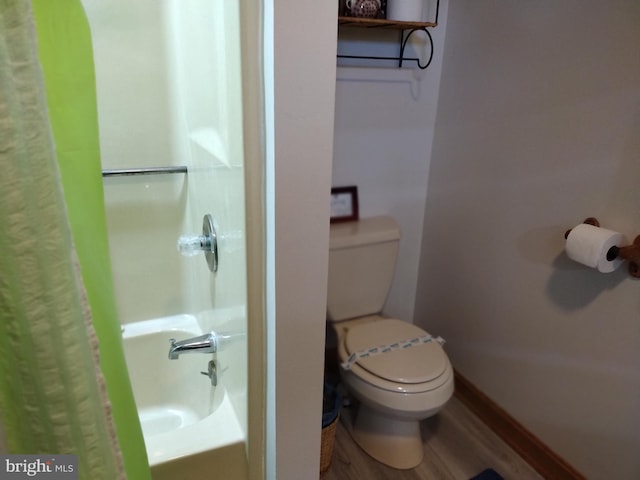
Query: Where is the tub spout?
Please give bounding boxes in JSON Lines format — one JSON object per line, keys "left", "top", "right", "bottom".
{"left": 168, "top": 332, "right": 217, "bottom": 360}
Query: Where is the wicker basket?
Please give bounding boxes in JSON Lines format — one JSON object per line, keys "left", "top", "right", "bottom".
{"left": 320, "top": 382, "right": 342, "bottom": 475}
{"left": 320, "top": 413, "right": 339, "bottom": 475}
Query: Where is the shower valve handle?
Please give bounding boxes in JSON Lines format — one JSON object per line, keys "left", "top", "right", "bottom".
{"left": 177, "top": 214, "right": 218, "bottom": 273}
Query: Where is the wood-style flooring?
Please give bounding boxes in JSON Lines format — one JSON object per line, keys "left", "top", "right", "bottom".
{"left": 322, "top": 395, "right": 543, "bottom": 480}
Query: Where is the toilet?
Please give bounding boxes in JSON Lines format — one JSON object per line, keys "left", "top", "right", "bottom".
{"left": 327, "top": 216, "right": 454, "bottom": 470}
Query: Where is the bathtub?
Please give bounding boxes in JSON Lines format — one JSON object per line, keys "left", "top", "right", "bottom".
{"left": 122, "top": 314, "right": 248, "bottom": 479}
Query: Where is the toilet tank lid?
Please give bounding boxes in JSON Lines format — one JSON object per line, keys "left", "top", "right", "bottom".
{"left": 330, "top": 216, "right": 400, "bottom": 250}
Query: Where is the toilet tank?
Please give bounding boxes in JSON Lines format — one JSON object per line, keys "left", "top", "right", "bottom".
{"left": 327, "top": 216, "right": 400, "bottom": 322}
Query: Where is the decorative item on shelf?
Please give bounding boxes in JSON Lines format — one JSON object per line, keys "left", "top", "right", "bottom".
{"left": 380, "top": 0, "right": 388, "bottom": 18}
{"left": 345, "top": 0, "right": 381, "bottom": 18}
{"left": 564, "top": 217, "right": 640, "bottom": 278}
{"left": 330, "top": 186, "right": 359, "bottom": 223}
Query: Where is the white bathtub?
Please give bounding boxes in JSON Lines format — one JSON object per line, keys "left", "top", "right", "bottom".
{"left": 122, "top": 314, "right": 248, "bottom": 479}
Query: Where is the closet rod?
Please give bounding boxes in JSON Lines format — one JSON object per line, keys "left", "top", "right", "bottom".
{"left": 102, "top": 166, "right": 187, "bottom": 177}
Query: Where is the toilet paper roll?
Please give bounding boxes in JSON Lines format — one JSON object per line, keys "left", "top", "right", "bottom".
{"left": 387, "top": 0, "right": 424, "bottom": 22}
{"left": 565, "top": 223, "right": 627, "bottom": 273}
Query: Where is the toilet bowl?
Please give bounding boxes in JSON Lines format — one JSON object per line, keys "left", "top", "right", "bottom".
{"left": 335, "top": 315, "right": 454, "bottom": 469}
{"left": 327, "top": 216, "right": 454, "bottom": 469}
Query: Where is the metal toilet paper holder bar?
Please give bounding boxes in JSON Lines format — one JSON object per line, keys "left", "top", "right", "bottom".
{"left": 565, "top": 217, "right": 640, "bottom": 278}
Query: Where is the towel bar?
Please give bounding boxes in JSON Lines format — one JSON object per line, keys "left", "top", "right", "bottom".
{"left": 101, "top": 166, "right": 187, "bottom": 177}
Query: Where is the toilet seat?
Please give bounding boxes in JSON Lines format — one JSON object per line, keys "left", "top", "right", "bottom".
{"left": 341, "top": 318, "right": 451, "bottom": 394}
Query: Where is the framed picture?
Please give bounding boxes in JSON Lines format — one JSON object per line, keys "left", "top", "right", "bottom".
{"left": 330, "top": 186, "right": 359, "bottom": 223}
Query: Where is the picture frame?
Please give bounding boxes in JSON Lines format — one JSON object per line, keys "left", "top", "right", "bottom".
{"left": 330, "top": 186, "right": 359, "bottom": 223}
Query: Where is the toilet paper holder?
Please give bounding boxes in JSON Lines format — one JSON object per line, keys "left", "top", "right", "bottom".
{"left": 565, "top": 217, "right": 640, "bottom": 278}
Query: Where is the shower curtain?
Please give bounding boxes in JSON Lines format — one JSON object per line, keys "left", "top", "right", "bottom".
{"left": 0, "top": 1, "right": 149, "bottom": 478}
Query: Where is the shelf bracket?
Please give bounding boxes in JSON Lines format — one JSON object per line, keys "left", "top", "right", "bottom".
{"left": 398, "top": 27, "right": 433, "bottom": 69}
{"left": 336, "top": 26, "right": 434, "bottom": 69}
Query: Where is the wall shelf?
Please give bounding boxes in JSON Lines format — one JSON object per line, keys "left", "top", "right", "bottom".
{"left": 338, "top": 17, "right": 436, "bottom": 30}
{"left": 337, "top": 1, "right": 439, "bottom": 69}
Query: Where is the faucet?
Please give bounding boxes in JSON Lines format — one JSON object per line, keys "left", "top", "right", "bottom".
{"left": 168, "top": 332, "right": 217, "bottom": 359}
{"left": 168, "top": 330, "right": 246, "bottom": 360}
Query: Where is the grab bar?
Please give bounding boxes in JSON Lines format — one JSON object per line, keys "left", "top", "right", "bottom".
{"left": 102, "top": 166, "right": 187, "bottom": 177}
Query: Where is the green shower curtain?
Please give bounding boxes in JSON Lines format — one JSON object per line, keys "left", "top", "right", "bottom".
{"left": 0, "top": 1, "right": 150, "bottom": 478}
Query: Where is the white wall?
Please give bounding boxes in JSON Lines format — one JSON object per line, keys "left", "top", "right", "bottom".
{"left": 332, "top": 0, "right": 449, "bottom": 323}
{"left": 415, "top": 1, "right": 640, "bottom": 479}
{"left": 271, "top": 1, "right": 337, "bottom": 479}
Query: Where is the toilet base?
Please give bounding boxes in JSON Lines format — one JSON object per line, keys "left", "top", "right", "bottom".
{"left": 351, "top": 403, "right": 424, "bottom": 469}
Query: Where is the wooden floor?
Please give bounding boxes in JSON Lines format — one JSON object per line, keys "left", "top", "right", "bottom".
{"left": 322, "top": 395, "right": 544, "bottom": 480}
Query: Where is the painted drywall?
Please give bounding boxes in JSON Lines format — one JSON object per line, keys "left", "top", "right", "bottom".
{"left": 332, "top": 0, "right": 449, "bottom": 323}
{"left": 271, "top": 0, "right": 337, "bottom": 478}
{"left": 415, "top": 2, "right": 640, "bottom": 479}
